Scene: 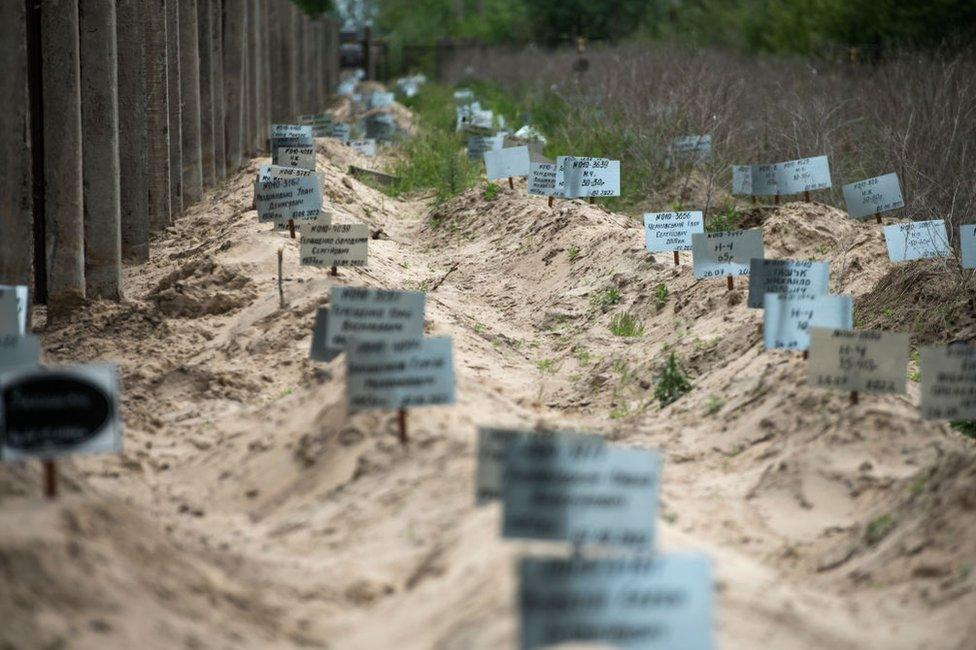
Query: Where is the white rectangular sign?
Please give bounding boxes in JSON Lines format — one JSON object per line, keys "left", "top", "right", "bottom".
{"left": 326, "top": 287, "right": 425, "bottom": 350}
{"left": 528, "top": 162, "right": 559, "bottom": 197}
{"left": 883, "top": 220, "right": 950, "bottom": 263}
{"left": 300, "top": 223, "right": 368, "bottom": 268}
{"left": 502, "top": 440, "right": 662, "bottom": 549}
{"left": 326, "top": 123, "right": 351, "bottom": 144}
{"left": 0, "top": 364, "right": 122, "bottom": 461}
{"left": 960, "top": 224, "right": 976, "bottom": 269}
{"left": 484, "top": 146, "right": 531, "bottom": 181}
{"left": 750, "top": 164, "right": 779, "bottom": 196}
{"left": 747, "top": 259, "right": 829, "bottom": 308}
{"left": 732, "top": 165, "right": 752, "bottom": 196}
{"left": 253, "top": 174, "right": 322, "bottom": 224}
{"left": 667, "top": 134, "right": 711, "bottom": 167}
{"left": 476, "top": 429, "right": 603, "bottom": 505}
{"left": 519, "top": 554, "right": 713, "bottom": 650}
{"left": 558, "top": 157, "right": 621, "bottom": 198}
{"left": 920, "top": 345, "right": 976, "bottom": 420}
{"left": 775, "top": 155, "right": 832, "bottom": 195}
{"left": 346, "top": 337, "right": 455, "bottom": 411}
{"left": 644, "top": 212, "right": 704, "bottom": 253}
{"left": 349, "top": 139, "right": 377, "bottom": 157}
{"left": 763, "top": 293, "right": 853, "bottom": 351}
{"left": 276, "top": 146, "right": 315, "bottom": 171}
{"left": 842, "top": 173, "right": 904, "bottom": 219}
{"left": 309, "top": 308, "right": 341, "bottom": 363}
{"left": 691, "top": 229, "right": 764, "bottom": 279}
{"left": 0, "top": 285, "right": 28, "bottom": 335}
{"left": 467, "top": 134, "right": 503, "bottom": 161}
{"left": 270, "top": 124, "right": 313, "bottom": 164}
{"left": 369, "top": 91, "right": 394, "bottom": 108}
{"left": 807, "top": 328, "right": 909, "bottom": 395}
{"left": 0, "top": 334, "right": 39, "bottom": 371}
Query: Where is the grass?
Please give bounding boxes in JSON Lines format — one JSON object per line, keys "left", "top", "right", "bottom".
{"left": 609, "top": 312, "right": 644, "bottom": 337}
{"left": 705, "top": 394, "right": 725, "bottom": 415}
{"left": 865, "top": 514, "right": 896, "bottom": 545}
{"left": 951, "top": 421, "right": 976, "bottom": 439}
{"left": 567, "top": 245, "right": 580, "bottom": 261}
{"left": 654, "top": 351, "right": 693, "bottom": 407}
{"left": 483, "top": 182, "right": 499, "bottom": 200}
{"left": 653, "top": 283, "right": 668, "bottom": 310}
{"left": 536, "top": 358, "right": 560, "bottom": 374}
{"left": 590, "top": 287, "right": 622, "bottom": 310}
{"left": 573, "top": 347, "right": 592, "bottom": 365}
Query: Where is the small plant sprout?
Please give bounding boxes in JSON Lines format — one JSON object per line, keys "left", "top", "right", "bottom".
{"left": 705, "top": 394, "right": 725, "bottom": 415}
{"left": 609, "top": 312, "right": 644, "bottom": 337}
{"left": 654, "top": 351, "right": 693, "bottom": 407}
{"left": 573, "top": 347, "right": 592, "bottom": 365}
{"left": 483, "top": 182, "right": 499, "bottom": 200}
{"left": 590, "top": 287, "right": 622, "bottom": 310}
{"left": 865, "top": 514, "right": 895, "bottom": 545}
{"left": 653, "top": 283, "right": 668, "bottom": 310}
{"left": 567, "top": 245, "right": 581, "bottom": 261}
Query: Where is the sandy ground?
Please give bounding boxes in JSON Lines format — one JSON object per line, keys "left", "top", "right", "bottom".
{"left": 1, "top": 134, "right": 975, "bottom": 650}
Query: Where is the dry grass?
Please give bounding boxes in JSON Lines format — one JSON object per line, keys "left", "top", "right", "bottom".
{"left": 443, "top": 43, "right": 976, "bottom": 238}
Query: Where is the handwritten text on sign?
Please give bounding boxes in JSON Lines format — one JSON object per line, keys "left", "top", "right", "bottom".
{"left": 667, "top": 134, "right": 711, "bottom": 168}
{"left": 960, "top": 224, "right": 976, "bottom": 270}
{"left": 476, "top": 429, "right": 603, "bottom": 505}
{"left": 326, "top": 123, "right": 351, "bottom": 144}
{"left": 349, "top": 139, "right": 377, "bottom": 157}
{"left": 558, "top": 157, "right": 621, "bottom": 198}
{"left": 484, "top": 146, "right": 531, "bottom": 181}
{"left": 920, "top": 345, "right": 976, "bottom": 420}
{"left": 258, "top": 165, "right": 315, "bottom": 182}
{"left": 270, "top": 124, "right": 313, "bottom": 164}
{"left": 326, "top": 287, "right": 425, "bottom": 349}
{"left": 346, "top": 337, "right": 455, "bottom": 411}
{"left": 253, "top": 175, "right": 322, "bottom": 224}
{"left": 775, "top": 155, "right": 832, "bottom": 195}
{"left": 502, "top": 439, "right": 662, "bottom": 549}
{"left": 0, "top": 334, "right": 39, "bottom": 371}
{"left": 468, "top": 134, "right": 503, "bottom": 161}
{"left": 643, "top": 212, "right": 704, "bottom": 253}
{"left": 0, "top": 364, "right": 121, "bottom": 461}
{"left": 807, "top": 328, "right": 909, "bottom": 395}
{"left": 747, "top": 259, "right": 829, "bottom": 308}
{"left": 842, "top": 173, "right": 904, "bottom": 219}
{"left": 763, "top": 294, "right": 853, "bottom": 351}
{"left": 519, "top": 554, "right": 713, "bottom": 650}
{"left": 732, "top": 165, "right": 753, "bottom": 196}
{"left": 528, "top": 162, "right": 558, "bottom": 197}
{"left": 276, "top": 146, "right": 315, "bottom": 171}
{"left": 691, "top": 229, "right": 764, "bottom": 279}
{"left": 300, "top": 223, "right": 368, "bottom": 268}
{"left": 883, "top": 220, "right": 950, "bottom": 263}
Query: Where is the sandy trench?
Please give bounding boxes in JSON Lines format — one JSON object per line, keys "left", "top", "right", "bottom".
{"left": 1, "top": 131, "right": 975, "bottom": 650}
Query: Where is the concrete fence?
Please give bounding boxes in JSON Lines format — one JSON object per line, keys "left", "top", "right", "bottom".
{"left": 0, "top": 0, "right": 340, "bottom": 321}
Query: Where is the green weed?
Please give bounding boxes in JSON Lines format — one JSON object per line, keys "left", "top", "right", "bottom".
{"left": 654, "top": 351, "right": 693, "bottom": 407}
{"left": 653, "top": 283, "right": 668, "bottom": 310}
{"left": 609, "top": 312, "right": 644, "bottom": 337}
{"left": 591, "top": 287, "right": 622, "bottom": 310}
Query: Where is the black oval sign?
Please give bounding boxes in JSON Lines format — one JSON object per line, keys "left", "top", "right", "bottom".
{"left": 2, "top": 375, "right": 113, "bottom": 452}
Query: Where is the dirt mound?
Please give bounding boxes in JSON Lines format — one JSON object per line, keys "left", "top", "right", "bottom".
{"left": 148, "top": 257, "right": 256, "bottom": 318}
{"left": 855, "top": 258, "right": 976, "bottom": 344}
{"left": 0, "top": 498, "right": 283, "bottom": 650}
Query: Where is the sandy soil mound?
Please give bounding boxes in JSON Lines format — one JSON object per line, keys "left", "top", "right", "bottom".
{"left": 2, "top": 136, "right": 974, "bottom": 650}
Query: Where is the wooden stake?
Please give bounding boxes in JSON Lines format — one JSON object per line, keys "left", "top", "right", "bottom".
{"left": 547, "top": 196, "right": 554, "bottom": 208}
{"left": 804, "top": 190, "right": 811, "bottom": 202}
{"left": 802, "top": 350, "right": 809, "bottom": 360}
{"left": 673, "top": 251, "right": 680, "bottom": 266}
{"left": 277, "top": 248, "right": 284, "bottom": 308}
{"left": 774, "top": 195, "right": 780, "bottom": 205}
{"left": 508, "top": 176, "right": 514, "bottom": 190}
{"left": 588, "top": 196, "right": 594, "bottom": 205}
{"left": 43, "top": 460, "right": 57, "bottom": 499}
{"left": 397, "top": 408, "right": 408, "bottom": 445}
{"left": 850, "top": 391, "right": 859, "bottom": 405}
{"left": 288, "top": 218, "right": 295, "bottom": 239}
{"left": 875, "top": 213, "right": 882, "bottom": 224}
{"left": 727, "top": 275, "right": 734, "bottom": 291}
{"left": 751, "top": 196, "right": 757, "bottom": 205}
{"left": 330, "top": 265, "right": 338, "bottom": 276}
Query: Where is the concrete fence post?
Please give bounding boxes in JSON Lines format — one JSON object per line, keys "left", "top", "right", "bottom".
{"left": 166, "top": 0, "right": 183, "bottom": 217}
{"left": 198, "top": 0, "right": 216, "bottom": 187}
{"left": 146, "top": 0, "right": 171, "bottom": 232}
{"left": 79, "top": 0, "right": 121, "bottom": 299}
{"left": 180, "top": 0, "right": 203, "bottom": 204}
{"left": 223, "top": 0, "right": 245, "bottom": 170}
